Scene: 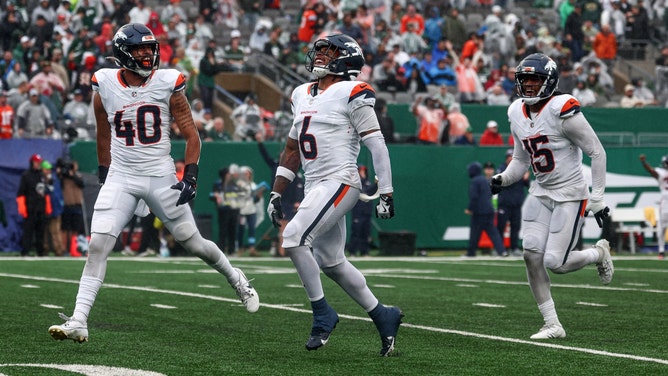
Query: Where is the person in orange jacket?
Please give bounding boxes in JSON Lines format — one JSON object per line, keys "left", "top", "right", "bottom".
{"left": 16, "top": 153, "right": 52, "bottom": 256}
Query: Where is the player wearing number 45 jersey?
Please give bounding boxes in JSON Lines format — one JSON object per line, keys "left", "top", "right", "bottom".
{"left": 266, "top": 34, "right": 403, "bottom": 356}
{"left": 490, "top": 53, "right": 614, "bottom": 340}
{"left": 48, "top": 23, "right": 259, "bottom": 344}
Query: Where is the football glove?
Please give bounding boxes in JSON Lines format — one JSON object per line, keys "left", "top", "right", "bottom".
{"left": 170, "top": 163, "right": 198, "bottom": 206}
{"left": 98, "top": 165, "right": 109, "bottom": 186}
{"left": 490, "top": 174, "right": 503, "bottom": 194}
{"left": 585, "top": 200, "right": 610, "bottom": 228}
{"left": 376, "top": 194, "right": 394, "bottom": 219}
{"left": 267, "top": 191, "right": 284, "bottom": 228}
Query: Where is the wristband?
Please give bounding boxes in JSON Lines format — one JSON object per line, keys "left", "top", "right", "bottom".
{"left": 184, "top": 163, "right": 199, "bottom": 185}
{"left": 276, "top": 166, "right": 295, "bottom": 182}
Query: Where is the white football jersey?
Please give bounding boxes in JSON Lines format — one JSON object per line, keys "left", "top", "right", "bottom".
{"left": 92, "top": 68, "right": 186, "bottom": 177}
{"left": 289, "top": 80, "right": 377, "bottom": 190}
{"left": 507, "top": 94, "right": 589, "bottom": 201}
{"left": 655, "top": 167, "right": 668, "bottom": 201}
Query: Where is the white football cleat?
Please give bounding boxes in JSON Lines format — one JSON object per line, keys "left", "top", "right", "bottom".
{"left": 233, "top": 268, "right": 260, "bottom": 313}
{"left": 49, "top": 313, "right": 88, "bottom": 343}
{"left": 595, "top": 239, "right": 614, "bottom": 285}
{"left": 530, "top": 323, "right": 566, "bottom": 340}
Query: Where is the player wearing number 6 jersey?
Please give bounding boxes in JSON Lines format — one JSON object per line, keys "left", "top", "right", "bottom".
{"left": 266, "top": 34, "right": 402, "bottom": 356}
{"left": 490, "top": 53, "right": 614, "bottom": 340}
{"left": 48, "top": 23, "right": 259, "bottom": 344}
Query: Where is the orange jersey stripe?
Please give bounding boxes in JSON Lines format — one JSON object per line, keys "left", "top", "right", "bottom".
{"left": 333, "top": 185, "right": 350, "bottom": 207}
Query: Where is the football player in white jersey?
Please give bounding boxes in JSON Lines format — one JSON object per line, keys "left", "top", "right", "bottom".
{"left": 48, "top": 23, "right": 259, "bottom": 343}
{"left": 266, "top": 34, "right": 402, "bottom": 356}
{"left": 489, "top": 53, "right": 614, "bottom": 340}
{"left": 639, "top": 154, "right": 668, "bottom": 260}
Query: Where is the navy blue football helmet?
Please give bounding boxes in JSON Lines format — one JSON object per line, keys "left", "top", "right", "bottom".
{"left": 112, "top": 23, "right": 160, "bottom": 77}
{"left": 515, "top": 53, "right": 559, "bottom": 105}
{"left": 305, "top": 34, "right": 365, "bottom": 80}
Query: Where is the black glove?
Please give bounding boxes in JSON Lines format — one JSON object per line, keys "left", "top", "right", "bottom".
{"left": 171, "top": 163, "right": 198, "bottom": 206}
{"left": 98, "top": 165, "right": 109, "bottom": 186}
{"left": 376, "top": 194, "right": 394, "bottom": 219}
{"left": 267, "top": 191, "right": 283, "bottom": 227}
{"left": 490, "top": 174, "right": 503, "bottom": 194}
{"left": 585, "top": 200, "right": 610, "bottom": 228}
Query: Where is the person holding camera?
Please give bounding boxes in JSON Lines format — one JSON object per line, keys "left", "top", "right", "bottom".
{"left": 57, "top": 158, "right": 86, "bottom": 256}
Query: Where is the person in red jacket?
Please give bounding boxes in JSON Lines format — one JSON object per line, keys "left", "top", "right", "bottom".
{"left": 480, "top": 120, "right": 505, "bottom": 145}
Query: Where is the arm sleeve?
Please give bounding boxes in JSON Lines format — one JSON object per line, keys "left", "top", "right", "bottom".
{"left": 350, "top": 103, "right": 381, "bottom": 134}
{"left": 362, "top": 130, "right": 393, "bottom": 194}
{"left": 562, "top": 113, "right": 606, "bottom": 201}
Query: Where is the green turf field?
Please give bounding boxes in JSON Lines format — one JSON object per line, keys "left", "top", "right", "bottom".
{"left": 0, "top": 254, "right": 666, "bottom": 375}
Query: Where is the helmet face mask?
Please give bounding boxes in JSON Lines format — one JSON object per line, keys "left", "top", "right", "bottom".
{"left": 515, "top": 53, "right": 559, "bottom": 105}
{"left": 112, "top": 23, "right": 160, "bottom": 78}
{"left": 305, "top": 34, "right": 364, "bottom": 80}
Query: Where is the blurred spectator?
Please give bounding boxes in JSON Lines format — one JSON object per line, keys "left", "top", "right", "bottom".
{"left": 626, "top": 4, "right": 650, "bottom": 51}
{"left": 0, "top": 6, "right": 26, "bottom": 53}
{"left": 495, "top": 150, "right": 529, "bottom": 257}
{"left": 563, "top": 3, "right": 585, "bottom": 62}
{"left": 354, "top": 4, "right": 374, "bottom": 46}
{"left": 232, "top": 93, "right": 264, "bottom": 141}
{"left": 28, "top": 15, "right": 54, "bottom": 57}
{"left": 581, "top": 19, "right": 599, "bottom": 54}
{"left": 486, "top": 82, "right": 511, "bottom": 106}
{"left": 224, "top": 29, "right": 249, "bottom": 72}
{"left": 161, "top": 0, "right": 188, "bottom": 25}
{"left": 198, "top": 47, "right": 230, "bottom": 111}
{"left": 172, "top": 46, "right": 197, "bottom": 99}
{"left": 480, "top": 120, "right": 504, "bottom": 146}
{"left": 593, "top": 23, "right": 617, "bottom": 72}
{"left": 620, "top": 83, "right": 658, "bottom": 107}
{"left": 32, "top": 0, "right": 56, "bottom": 24}
{"left": 71, "top": 54, "right": 97, "bottom": 103}
{"left": 411, "top": 94, "right": 447, "bottom": 145}
{"left": 56, "top": 158, "right": 86, "bottom": 257}
{"left": 601, "top": 0, "right": 626, "bottom": 42}
{"left": 6, "top": 61, "right": 29, "bottom": 90}
{"left": 146, "top": 11, "right": 167, "bottom": 39}
{"left": 400, "top": 23, "right": 428, "bottom": 55}
{"left": 199, "top": 0, "right": 216, "bottom": 23}
{"left": 298, "top": 1, "right": 326, "bottom": 43}
{"left": 205, "top": 116, "right": 232, "bottom": 141}
{"left": 249, "top": 19, "right": 272, "bottom": 52}
{"left": 453, "top": 52, "right": 485, "bottom": 104}
{"left": 432, "top": 83, "right": 457, "bottom": 111}
{"left": 16, "top": 154, "right": 50, "bottom": 256}
{"left": 0, "top": 91, "right": 14, "bottom": 139}
{"left": 42, "top": 160, "right": 66, "bottom": 256}
{"left": 7, "top": 80, "right": 30, "bottom": 111}
{"left": 400, "top": 3, "right": 424, "bottom": 35}
{"left": 572, "top": 79, "right": 597, "bottom": 107}
{"left": 214, "top": 0, "right": 240, "bottom": 29}
{"left": 655, "top": 44, "right": 668, "bottom": 66}
{"left": 460, "top": 32, "right": 483, "bottom": 61}
{"left": 403, "top": 57, "right": 428, "bottom": 95}
{"left": 374, "top": 97, "right": 395, "bottom": 143}
{"left": 263, "top": 26, "right": 290, "bottom": 64}
{"left": 426, "top": 57, "right": 457, "bottom": 88}
{"left": 210, "top": 166, "right": 241, "bottom": 255}
{"left": 110, "top": 0, "right": 132, "bottom": 27}
{"left": 239, "top": 0, "right": 263, "bottom": 29}
{"left": 49, "top": 48, "right": 70, "bottom": 92}
{"left": 442, "top": 8, "right": 467, "bottom": 52}
{"left": 423, "top": 6, "right": 443, "bottom": 48}
{"left": 128, "top": 0, "right": 150, "bottom": 24}
{"left": 632, "top": 78, "right": 656, "bottom": 103}
{"left": 16, "top": 88, "right": 55, "bottom": 138}
{"left": 337, "top": 10, "right": 364, "bottom": 44}
{"left": 447, "top": 102, "right": 470, "bottom": 142}
{"left": 236, "top": 166, "right": 261, "bottom": 257}
{"left": 62, "top": 89, "right": 89, "bottom": 128}
{"left": 372, "top": 56, "right": 404, "bottom": 92}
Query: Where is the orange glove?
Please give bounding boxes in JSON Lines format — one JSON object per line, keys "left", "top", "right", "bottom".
{"left": 16, "top": 196, "right": 27, "bottom": 218}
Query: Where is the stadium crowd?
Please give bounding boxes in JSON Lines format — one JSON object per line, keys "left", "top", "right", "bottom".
{"left": 1, "top": 0, "right": 668, "bottom": 143}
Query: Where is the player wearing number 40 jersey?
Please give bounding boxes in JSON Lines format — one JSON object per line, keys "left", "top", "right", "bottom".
{"left": 490, "top": 53, "right": 614, "bottom": 340}
{"left": 266, "top": 34, "right": 403, "bottom": 357}
{"left": 48, "top": 23, "right": 259, "bottom": 344}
